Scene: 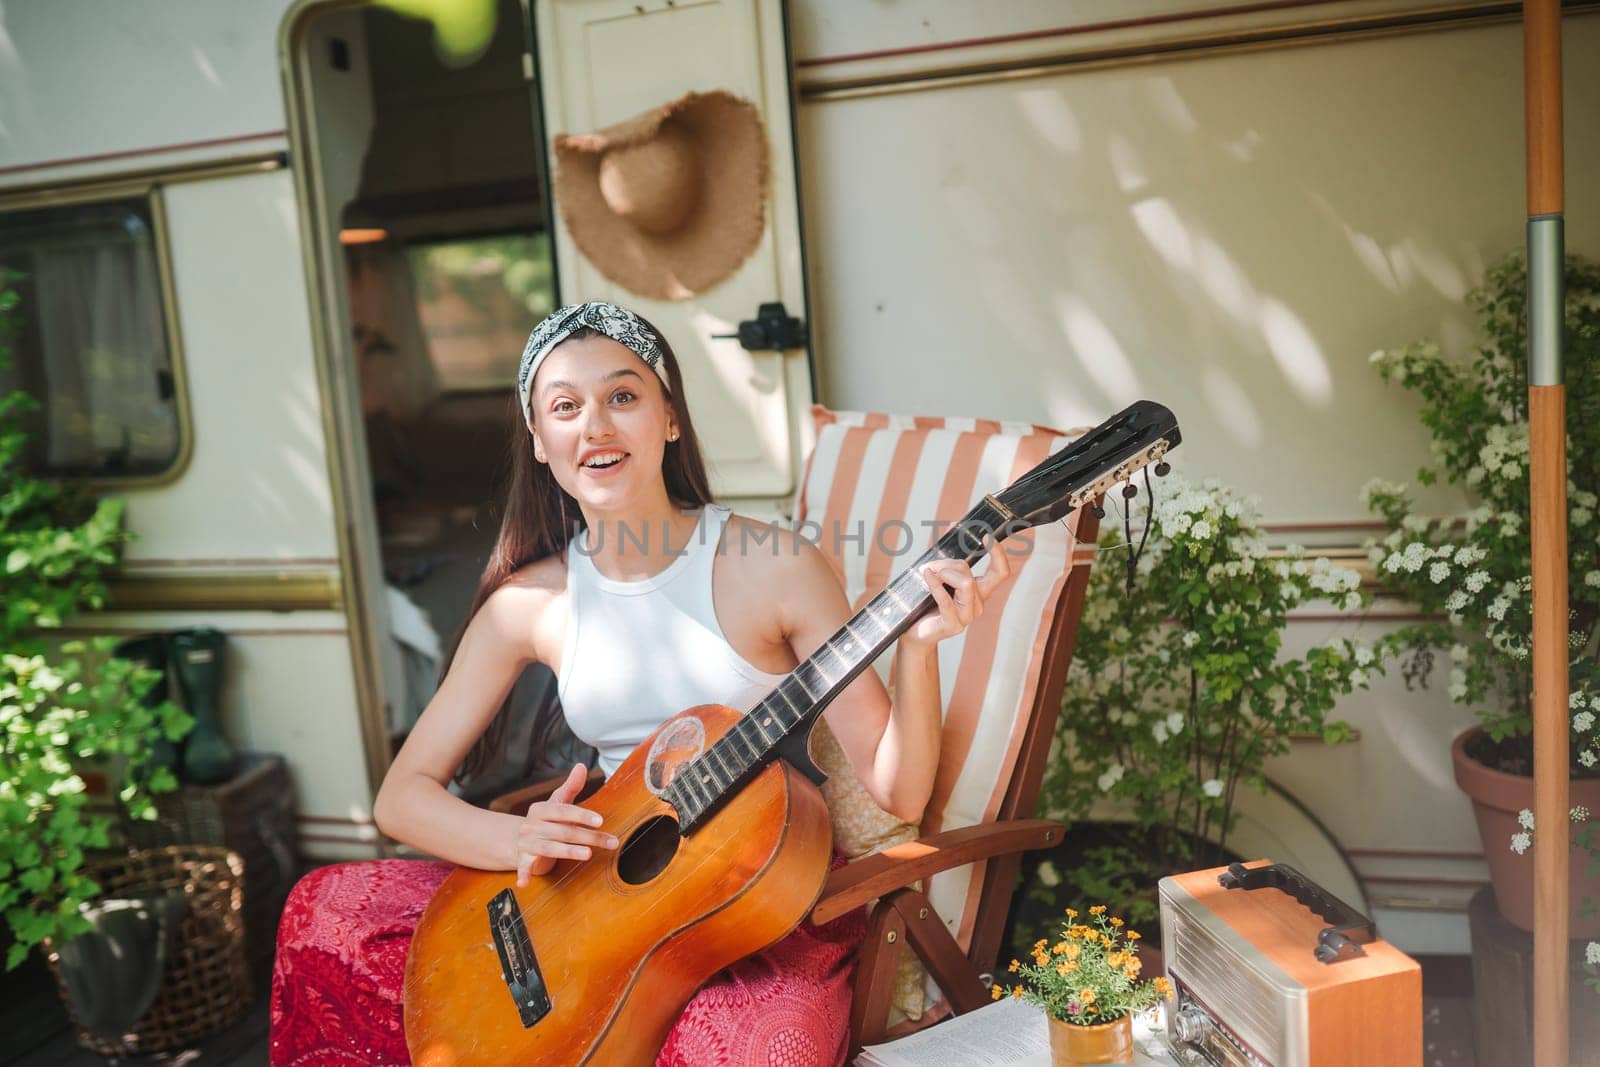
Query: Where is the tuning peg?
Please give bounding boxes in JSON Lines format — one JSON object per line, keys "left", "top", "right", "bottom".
{"left": 1121, "top": 483, "right": 1139, "bottom": 500}
{"left": 1090, "top": 504, "right": 1106, "bottom": 519}
{"left": 1154, "top": 461, "right": 1171, "bottom": 477}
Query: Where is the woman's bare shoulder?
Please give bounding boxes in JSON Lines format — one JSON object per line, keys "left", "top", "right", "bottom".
{"left": 476, "top": 554, "right": 568, "bottom": 662}
{"left": 721, "top": 513, "right": 834, "bottom": 585}
{"left": 499, "top": 553, "right": 569, "bottom": 596}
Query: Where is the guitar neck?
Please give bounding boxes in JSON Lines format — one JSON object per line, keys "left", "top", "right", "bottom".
{"left": 664, "top": 398, "right": 1180, "bottom": 834}
{"left": 668, "top": 497, "right": 1013, "bottom": 833}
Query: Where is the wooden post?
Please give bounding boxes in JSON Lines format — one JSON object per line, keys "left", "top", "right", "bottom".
{"left": 1522, "top": 3, "right": 1568, "bottom": 1066}
{"left": 1530, "top": 388, "right": 1570, "bottom": 1067}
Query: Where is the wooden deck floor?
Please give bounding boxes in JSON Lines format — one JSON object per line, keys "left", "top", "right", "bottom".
{"left": 2, "top": 951, "right": 1476, "bottom": 1066}
{"left": 2, "top": 950, "right": 271, "bottom": 1066}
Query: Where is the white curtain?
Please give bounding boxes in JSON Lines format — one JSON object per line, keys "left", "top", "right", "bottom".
{"left": 0, "top": 205, "right": 177, "bottom": 473}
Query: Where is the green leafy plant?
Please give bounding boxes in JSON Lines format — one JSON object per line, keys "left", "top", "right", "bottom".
{"left": 998, "top": 905, "right": 1171, "bottom": 1024}
{"left": 1037, "top": 478, "right": 1397, "bottom": 926}
{"left": 1362, "top": 253, "right": 1600, "bottom": 777}
{"left": 0, "top": 280, "right": 191, "bottom": 969}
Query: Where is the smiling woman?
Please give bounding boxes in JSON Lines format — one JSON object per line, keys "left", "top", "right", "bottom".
{"left": 268, "top": 301, "right": 1012, "bottom": 1067}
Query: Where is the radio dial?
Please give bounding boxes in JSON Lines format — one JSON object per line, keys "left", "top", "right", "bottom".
{"left": 1172, "top": 1005, "right": 1211, "bottom": 1045}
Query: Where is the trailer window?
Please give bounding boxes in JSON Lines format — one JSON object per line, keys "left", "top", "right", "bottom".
{"left": 406, "top": 233, "right": 555, "bottom": 392}
{"left": 0, "top": 198, "right": 182, "bottom": 479}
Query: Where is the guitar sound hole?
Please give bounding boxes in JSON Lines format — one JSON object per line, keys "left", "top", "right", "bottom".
{"left": 616, "top": 815, "right": 681, "bottom": 886}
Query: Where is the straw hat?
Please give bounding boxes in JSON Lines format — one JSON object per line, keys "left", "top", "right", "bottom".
{"left": 553, "top": 89, "right": 770, "bottom": 301}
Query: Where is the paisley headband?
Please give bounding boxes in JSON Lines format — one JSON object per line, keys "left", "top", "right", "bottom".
{"left": 516, "top": 301, "right": 669, "bottom": 428}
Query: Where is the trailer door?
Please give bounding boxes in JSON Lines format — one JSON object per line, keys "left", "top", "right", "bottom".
{"left": 533, "top": 0, "right": 813, "bottom": 499}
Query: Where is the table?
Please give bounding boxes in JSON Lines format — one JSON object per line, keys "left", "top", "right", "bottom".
{"left": 854, "top": 998, "right": 1183, "bottom": 1066}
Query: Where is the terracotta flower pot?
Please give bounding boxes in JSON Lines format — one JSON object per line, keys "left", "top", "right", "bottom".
{"left": 1046, "top": 1013, "right": 1134, "bottom": 1066}
{"left": 1451, "top": 726, "right": 1600, "bottom": 938}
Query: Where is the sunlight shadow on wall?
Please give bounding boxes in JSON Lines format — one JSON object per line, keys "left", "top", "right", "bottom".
{"left": 1108, "top": 133, "right": 1147, "bottom": 193}
{"left": 1399, "top": 236, "right": 1471, "bottom": 302}
{"left": 1200, "top": 366, "right": 1262, "bottom": 448}
{"left": 284, "top": 373, "right": 335, "bottom": 518}
{"left": 1144, "top": 77, "right": 1198, "bottom": 135}
{"left": 0, "top": 7, "right": 28, "bottom": 147}
{"left": 1307, "top": 190, "right": 1419, "bottom": 294}
{"left": 1259, "top": 296, "right": 1332, "bottom": 406}
{"left": 1016, "top": 88, "right": 1081, "bottom": 155}
{"left": 1124, "top": 191, "right": 1336, "bottom": 409}
{"left": 1055, "top": 293, "right": 1141, "bottom": 408}
{"left": 249, "top": 468, "right": 290, "bottom": 523}
{"left": 1219, "top": 129, "right": 1263, "bottom": 162}
{"left": 285, "top": 447, "right": 335, "bottom": 515}
{"left": 192, "top": 46, "right": 222, "bottom": 88}
{"left": 1192, "top": 233, "right": 1256, "bottom": 323}
{"left": 274, "top": 195, "right": 301, "bottom": 240}
{"left": 1130, "top": 197, "right": 1193, "bottom": 271}
{"left": 1342, "top": 224, "right": 1404, "bottom": 293}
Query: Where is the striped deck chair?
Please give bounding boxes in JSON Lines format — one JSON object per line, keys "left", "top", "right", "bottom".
{"left": 794, "top": 406, "right": 1100, "bottom": 1051}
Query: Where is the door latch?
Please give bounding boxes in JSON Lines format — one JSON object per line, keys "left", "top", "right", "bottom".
{"left": 713, "top": 302, "right": 807, "bottom": 352}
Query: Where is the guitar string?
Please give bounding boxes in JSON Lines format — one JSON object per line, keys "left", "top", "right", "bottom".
{"left": 498, "top": 537, "right": 1140, "bottom": 934}
{"left": 490, "top": 543, "right": 969, "bottom": 933}
{"left": 493, "top": 741, "right": 823, "bottom": 945}
{"left": 495, "top": 534, "right": 972, "bottom": 929}
{"left": 487, "top": 461, "right": 1165, "bottom": 939}
{"left": 493, "top": 523, "right": 1062, "bottom": 935}
{"left": 499, "top": 780, "right": 760, "bottom": 996}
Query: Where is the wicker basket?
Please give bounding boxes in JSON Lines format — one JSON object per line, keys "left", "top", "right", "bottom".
{"left": 45, "top": 846, "right": 252, "bottom": 1056}
{"left": 123, "top": 754, "right": 300, "bottom": 962}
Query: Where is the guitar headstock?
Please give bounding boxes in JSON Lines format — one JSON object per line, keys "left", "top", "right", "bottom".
{"left": 993, "top": 400, "right": 1181, "bottom": 529}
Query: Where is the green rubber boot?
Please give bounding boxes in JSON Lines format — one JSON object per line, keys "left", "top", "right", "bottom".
{"left": 168, "top": 627, "right": 236, "bottom": 785}
{"left": 113, "top": 633, "right": 179, "bottom": 776}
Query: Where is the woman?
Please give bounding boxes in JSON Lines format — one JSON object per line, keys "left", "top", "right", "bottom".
{"left": 269, "top": 302, "right": 1012, "bottom": 1066}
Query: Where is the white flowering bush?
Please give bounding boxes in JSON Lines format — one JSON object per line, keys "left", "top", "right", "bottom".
{"left": 1363, "top": 253, "right": 1600, "bottom": 780}
{"left": 1036, "top": 478, "right": 1398, "bottom": 926}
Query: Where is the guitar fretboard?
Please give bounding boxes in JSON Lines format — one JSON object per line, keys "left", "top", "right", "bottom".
{"left": 665, "top": 499, "right": 1009, "bottom": 832}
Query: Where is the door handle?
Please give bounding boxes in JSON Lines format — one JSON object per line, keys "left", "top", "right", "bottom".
{"left": 713, "top": 302, "right": 807, "bottom": 352}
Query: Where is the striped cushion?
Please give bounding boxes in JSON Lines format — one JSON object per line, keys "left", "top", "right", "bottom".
{"left": 794, "top": 406, "right": 1087, "bottom": 970}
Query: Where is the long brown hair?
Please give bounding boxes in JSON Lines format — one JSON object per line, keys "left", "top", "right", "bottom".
{"left": 452, "top": 322, "right": 715, "bottom": 780}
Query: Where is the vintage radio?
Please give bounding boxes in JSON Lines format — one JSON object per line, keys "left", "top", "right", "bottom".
{"left": 1158, "top": 861, "right": 1421, "bottom": 1066}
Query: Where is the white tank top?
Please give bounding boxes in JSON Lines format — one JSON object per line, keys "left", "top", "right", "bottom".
{"left": 558, "top": 505, "right": 787, "bottom": 777}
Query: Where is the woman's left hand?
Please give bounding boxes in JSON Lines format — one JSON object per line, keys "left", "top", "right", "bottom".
{"left": 904, "top": 535, "right": 1014, "bottom": 648}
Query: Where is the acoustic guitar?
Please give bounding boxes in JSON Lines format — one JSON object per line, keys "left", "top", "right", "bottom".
{"left": 403, "top": 399, "right": 1181, "bottom": 1066}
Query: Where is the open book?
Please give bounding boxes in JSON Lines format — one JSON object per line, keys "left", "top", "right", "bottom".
{"left": 854, "top": 998, "right": 1177, "bottom": 1067}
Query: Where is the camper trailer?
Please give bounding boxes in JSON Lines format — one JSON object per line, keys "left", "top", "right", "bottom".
{"left": 2, "top": 0, "right": 1596, "bottom": 963}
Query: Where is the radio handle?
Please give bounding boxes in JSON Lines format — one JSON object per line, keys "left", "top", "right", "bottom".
{"left": 1217, "top": 861, "right": 1377, "bottom": 964}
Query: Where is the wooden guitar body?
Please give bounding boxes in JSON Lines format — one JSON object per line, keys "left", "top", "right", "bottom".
{"left": 403, "top": 704, "right": 834, "bottom": 1067}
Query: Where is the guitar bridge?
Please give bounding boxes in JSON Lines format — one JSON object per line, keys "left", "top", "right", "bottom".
{"left": 488, "top": 889, "right": 551, "bottom": 1028}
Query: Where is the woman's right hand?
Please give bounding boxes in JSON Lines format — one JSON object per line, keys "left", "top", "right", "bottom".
{"left": 514, "top": 764, "right": 618, "bottom": 885}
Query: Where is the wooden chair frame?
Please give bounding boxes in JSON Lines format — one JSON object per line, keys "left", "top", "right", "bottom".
{"left": 490, "top": 506, "right": 1102, "bottom": 1055}
{"left": 815, "top": 505, "right": 1101, "bottom": 1051}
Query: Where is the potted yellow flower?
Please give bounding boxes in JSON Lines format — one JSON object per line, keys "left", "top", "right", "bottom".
{"left": 997, "top": 905, "right": 1173, "bottom": 1067}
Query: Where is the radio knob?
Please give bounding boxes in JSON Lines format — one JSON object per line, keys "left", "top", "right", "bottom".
{"left": 1172, "top": 1005, "right": 1210, "bottom": 1045}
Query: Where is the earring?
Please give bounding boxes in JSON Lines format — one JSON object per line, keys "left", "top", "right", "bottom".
{"left": 667, "top": 430, "right": 679, "bottom": 443}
